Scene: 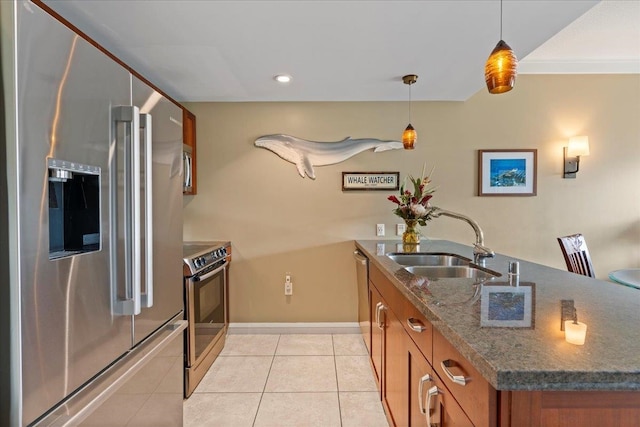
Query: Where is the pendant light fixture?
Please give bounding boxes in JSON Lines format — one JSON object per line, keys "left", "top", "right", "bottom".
{"left": 484, "top": 0, "right": 518, "bottom": 94}
{"left": 402, "top": 74, "right": 418, "bottom": 150}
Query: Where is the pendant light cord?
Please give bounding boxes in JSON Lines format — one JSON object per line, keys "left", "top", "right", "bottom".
{"left": 408, "top": 83, "right": 412, "bottom": 123}
{"left": 500, "top": 0, "right": 503, "bottom": 40}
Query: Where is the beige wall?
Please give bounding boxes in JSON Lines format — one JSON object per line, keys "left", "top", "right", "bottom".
{"left": 183, "top": 74, "right": 640, "bottom": 323}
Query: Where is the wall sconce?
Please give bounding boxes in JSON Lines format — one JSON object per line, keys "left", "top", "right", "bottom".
{"left": 563, "top": 136, "right": 590, "bottom": 179}
{"left": 565, "top": 319, "right": 587, "bottom": 345}
{"left": 560, "top": 300, "right": 587, "bottom": 345}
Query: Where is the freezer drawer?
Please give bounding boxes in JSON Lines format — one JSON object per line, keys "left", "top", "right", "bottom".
{"left": 35, "top": 316, "right": 187, "bottom": 427}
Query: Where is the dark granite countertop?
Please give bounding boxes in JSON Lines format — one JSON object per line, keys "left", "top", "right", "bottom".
{"left": 355, "top": 239, "right": 640, "bottom": 391}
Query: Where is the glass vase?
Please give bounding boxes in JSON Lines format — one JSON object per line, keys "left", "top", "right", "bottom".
{"left": 402, "top": 219, "right": 420, "bottom": 245}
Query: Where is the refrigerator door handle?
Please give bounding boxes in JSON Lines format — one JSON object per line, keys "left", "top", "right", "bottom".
{"left": 186, "top": 153, "right": 192, "bottom": 187}
{"left": 183, "top": 150, "right": 192, "bottom": 190}
{"left": 112, "top": 105, "right": 141, "bottom": 316}
{"left": 140, "top": 113, "right": 153, "bottom": 308}
{"left": 130, "top": 108, "right": 142, "bottom": 316}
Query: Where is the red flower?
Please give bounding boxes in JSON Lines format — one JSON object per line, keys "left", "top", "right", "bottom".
{"left": 388, "top": 195, "right": 401, "bottom": 205}
{"left": 387, "top": 166, "right": 436, "bottom": 224}
{"left": 419, "top": 194, "right": 433, "bottom": 205}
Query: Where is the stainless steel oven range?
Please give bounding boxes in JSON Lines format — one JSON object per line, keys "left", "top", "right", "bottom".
{"left": 183, "top": 242, "right": 231, "bottom": 397}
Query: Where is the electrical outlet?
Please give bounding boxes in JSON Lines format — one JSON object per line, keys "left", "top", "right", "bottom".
{"left": 376, "top": 224, "right": 385, "bottom": 237}
{"left": 396, "top": 223, "right": 406, "bottom": 236}
{"left": 284, "top": 274, "right": 293, "bottom": 295}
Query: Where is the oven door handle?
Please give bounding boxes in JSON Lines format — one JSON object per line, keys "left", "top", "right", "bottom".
{"left": 193, "top": 263, "right": 227, "bottom": 282}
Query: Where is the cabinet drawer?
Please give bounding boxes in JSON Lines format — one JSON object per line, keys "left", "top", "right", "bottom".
{"left": 433, "top": 330, "right": 496, "bottom": 427}
{"left": 403, "top": 301, "right": 433, "bottom": 364}
{"left": 370, "top": 263, "right": 405, "bottom": 317}
{"left": 369, "top": 263, "right": 385, "bottom": 291}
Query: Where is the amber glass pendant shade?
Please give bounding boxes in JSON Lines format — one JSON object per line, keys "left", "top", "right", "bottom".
{"left": 485, "top": 40, "right": 518, "bottom": 94}
{"left": 401, "top": 74, "right": 418, "bottom": 149}
{"left": 402, "top": 124, "right": 416, "bottom": 150}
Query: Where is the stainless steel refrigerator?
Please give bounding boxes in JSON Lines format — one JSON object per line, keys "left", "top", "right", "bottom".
{"left": 1, "top": 1, "right": 186, "bottom": 425}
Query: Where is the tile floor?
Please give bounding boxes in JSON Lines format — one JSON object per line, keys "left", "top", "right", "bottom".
{"left": 184, "top": 334, "right": 389, "bottom": 427}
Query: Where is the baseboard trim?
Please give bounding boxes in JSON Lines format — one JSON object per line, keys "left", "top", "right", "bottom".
{"left": 228, "top": 322, "right": 360, "bottom": 335}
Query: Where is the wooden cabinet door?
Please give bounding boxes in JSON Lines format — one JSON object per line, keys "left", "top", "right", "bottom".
{"left": 433, "top": 330, "right": 496, "bottom": 427}
{"left": 408, "top": 336, "right": 472, "bottom": 427}
{"left": 505, "top": 390, "right": 640, "bottom": 427}
{"left": 384, "top": 305, "right": 409, "bottom": 427}
{"left": 369, "top": 284, "right": 384, "bottom": 390}
{"left": 182, "top": 108, "right": 197, "bottom": 194}
{"left": 429, "top": 373, "right": 474, "bottom": 427}
{"left": 408, "top": 338, "right": 433, "bottom": 427}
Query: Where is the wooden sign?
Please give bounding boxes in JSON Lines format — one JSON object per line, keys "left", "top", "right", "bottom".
{"left": 342, "top": 172, "right": 400, "bottom": 191}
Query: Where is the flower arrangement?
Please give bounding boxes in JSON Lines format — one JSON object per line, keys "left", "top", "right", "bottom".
{"left": 387, "top": 165, "right": 436, "bottom": 227}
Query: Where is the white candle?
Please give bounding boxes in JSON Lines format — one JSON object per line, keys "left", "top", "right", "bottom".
{"left": 564, "top": 320, "right": 587, "bottom": 345}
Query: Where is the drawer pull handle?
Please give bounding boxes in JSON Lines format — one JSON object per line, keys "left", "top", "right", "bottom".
{"left": 375, "top": 302, "right": 386, "bottom": 330}
{"left": 418, "top": 373, "right": 433, "bottom": 415}
{"left": 441, "top": 359, "right": 467, "bottom": 386}
{"left": 407, "top": 317, "right": 426, "bottom": 332}
{"left": 426, "top": 385, "right": 441, "bottom": 427}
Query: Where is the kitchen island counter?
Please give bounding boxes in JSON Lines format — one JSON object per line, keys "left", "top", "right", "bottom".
{"left": 355, "top": 239, "right": 640, "bottom": 391}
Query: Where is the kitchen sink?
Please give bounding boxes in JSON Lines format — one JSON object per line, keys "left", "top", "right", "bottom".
{"left": 404, "top": 265, "right": 499, "bottom": 280}
{"left": 386, "top": 252, "right": 471, "bottom": 267}
{"left": 387, "top": 252, "right": 500, "bottom": 280}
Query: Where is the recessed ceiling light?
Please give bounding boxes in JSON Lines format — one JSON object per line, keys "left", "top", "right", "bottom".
{"left": 274, "top": 74, "right": 292, "bottom": 83}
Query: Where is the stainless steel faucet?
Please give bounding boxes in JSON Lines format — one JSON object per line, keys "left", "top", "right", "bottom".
{"left": 431, "top": 207, "right": 495, "bottom": 264}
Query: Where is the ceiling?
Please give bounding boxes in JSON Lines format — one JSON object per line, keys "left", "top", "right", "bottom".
{"left": 41, "top": 0, "right": 640, "bottom": 102}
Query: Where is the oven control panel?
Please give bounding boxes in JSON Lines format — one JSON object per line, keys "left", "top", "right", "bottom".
{"left": 193, "top": 247, "right": 226, "bottom": 269}
{"left": 183, "top": 243, "right": 230, "bottom": 277}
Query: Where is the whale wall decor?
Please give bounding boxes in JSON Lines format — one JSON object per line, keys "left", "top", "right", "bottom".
{"left": 254, "top": 134, "right": 403, "bottom": 179}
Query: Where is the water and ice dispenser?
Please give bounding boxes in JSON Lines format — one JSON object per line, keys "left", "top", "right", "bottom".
{"left": 48, "top": 158, "right": 101, "bottom": 259}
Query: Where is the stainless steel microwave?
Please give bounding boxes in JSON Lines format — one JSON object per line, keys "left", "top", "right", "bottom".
{"left": 183, "top": 144, "right": 193, "bottom": 193}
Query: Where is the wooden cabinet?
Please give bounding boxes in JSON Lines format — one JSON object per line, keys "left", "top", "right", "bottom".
{"left": 369, "top": 285, "right": 383, "bottom": 389}
{"left": 384, "top": 304, "right": 409, "bottom": 427}
{"left": 433, "top": 330, "right": 496, "bottom": 427}
{"left": 369, "top": 278, "right": 408, "bottom": 427}
{"left": 368, "top": 262, "right": 491, "bottom": 427}
{"left": 403, "top": 298, "right": 433, "bottom": 365}
{"left": 182, "top": 108, "right": 197, "bottom": 195}
{"left": 361, "top": 248, "right": 640, "bottom": 427}
{"left": 369, "top": 263, "right": 409, "bottom": 426}
{"left": 408, "top": 338, "right": 433, "bottom": 427}
{"left": 501, "top": 390, "right": 640, "bottom": 427}
{"left": 407, "top": 338, "right": 472, "bottom": 427}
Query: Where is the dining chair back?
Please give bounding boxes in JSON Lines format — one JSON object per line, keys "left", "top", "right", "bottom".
{"left": 557, "top": 233, "right": 595, "bottom": 278}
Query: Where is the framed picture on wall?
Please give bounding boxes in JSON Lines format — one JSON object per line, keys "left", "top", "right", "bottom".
{"left": 342, "top": 172, "right": 400, "bottom": 191}
{"left": 478, "top": 149, "right": 537, "bottom": 196}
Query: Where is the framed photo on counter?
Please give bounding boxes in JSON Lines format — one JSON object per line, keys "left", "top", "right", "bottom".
{"left": 478, "top": 149, "right": 537, "bottom": 196}
{"left": 480, "top": 282, "right": 535, "bottom": 328}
